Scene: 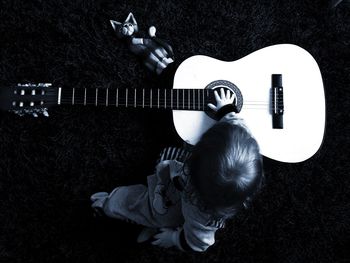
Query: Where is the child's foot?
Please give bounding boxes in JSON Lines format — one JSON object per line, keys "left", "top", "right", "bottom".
{"left": 90, "top": 192, "right": 108, "bottom": 202}
{"left": 90, "top": 192, "right": 108, "bottom": 217}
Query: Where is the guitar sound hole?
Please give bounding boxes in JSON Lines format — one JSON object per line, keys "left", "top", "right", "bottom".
{"left": 205, "top": 80, "right": 243, "bottom": 120}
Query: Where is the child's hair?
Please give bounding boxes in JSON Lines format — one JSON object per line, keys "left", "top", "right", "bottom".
{"left": 183, "top": 121, "right": 263, "bottom": 219}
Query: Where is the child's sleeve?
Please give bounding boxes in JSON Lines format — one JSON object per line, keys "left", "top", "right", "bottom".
{"left": 158, "top": 147, "right": 190, "bottom": 163}
{"left": 177, "top": 219, "right": 218, "bottom": 252}
{"left": 175, "top": 201, "right": 221, "bottom": 252}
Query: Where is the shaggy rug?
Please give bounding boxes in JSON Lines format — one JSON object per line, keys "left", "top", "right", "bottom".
{"left": 0, "top": 0, "right": 349, "bottom": 262}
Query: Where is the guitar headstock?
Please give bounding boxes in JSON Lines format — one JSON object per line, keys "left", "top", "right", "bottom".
{"left": 0, "top": 83, "right": 58, "bottom": 117}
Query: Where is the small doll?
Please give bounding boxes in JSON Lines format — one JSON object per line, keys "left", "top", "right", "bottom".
{"left": 110, "top": 13, "right": 174, "bottom": 75}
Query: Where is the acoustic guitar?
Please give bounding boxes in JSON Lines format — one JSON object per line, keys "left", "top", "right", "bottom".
{"left": 0, "top": 44, "right": 326, "bottom": 163}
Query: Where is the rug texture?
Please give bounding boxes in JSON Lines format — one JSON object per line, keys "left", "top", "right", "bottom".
{"left": 0, "top": 0, "right": 349, "bottom": 262}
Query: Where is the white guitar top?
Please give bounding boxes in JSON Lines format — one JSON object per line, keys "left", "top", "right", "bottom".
{"left": 172, "top": 44, "right": 325, "bottom": 163}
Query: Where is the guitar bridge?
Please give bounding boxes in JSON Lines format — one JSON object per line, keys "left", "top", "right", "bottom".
{"left": 271, "top": 74, "right": 284, "bottom": 129}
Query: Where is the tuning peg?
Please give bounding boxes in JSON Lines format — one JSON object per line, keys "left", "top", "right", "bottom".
{"left": 13, "top": 109, "right": 24, "bottom": 116}
{"left": 32, "top": 112, "right": 38, "bottom": 118}
{"left": 43, "top": 109, "right": 49, "bottom": 117}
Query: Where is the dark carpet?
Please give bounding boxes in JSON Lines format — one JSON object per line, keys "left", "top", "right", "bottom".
{"left": 0, "top": 0, "right": 349, "bottom": 262}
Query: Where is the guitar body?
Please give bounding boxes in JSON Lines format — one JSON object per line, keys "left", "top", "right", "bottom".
{"left": 172, "top": 44, "right": 325, "bottom": 163}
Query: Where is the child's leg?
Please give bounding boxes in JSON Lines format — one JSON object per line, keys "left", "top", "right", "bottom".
{"left": 91, "top": 177, "right": 184, "bottom": 228}
{"left": 91, "top": 185, "right": 150, "bottom": 223}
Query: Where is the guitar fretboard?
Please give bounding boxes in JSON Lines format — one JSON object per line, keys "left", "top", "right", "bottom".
{"left": 58, "top": 87, "right": 213, "bottom": 111}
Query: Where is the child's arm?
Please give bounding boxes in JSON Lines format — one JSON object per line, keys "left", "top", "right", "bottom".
{"left": 151, "top": 220, "right": 218, "bottom": 252}
{"left": 207, "top": 88, "right": 251, "bottom": 132}
{"left": 155, "top": 156, "right": 186, "bottom": 190}
{"left": 152, "top": 161, "right": 218, "bottom": 252}
{"left": 166, "top": 160, "right": 186, "bottom": 190}
{"left": 151, "top": 196, "right": 220, "bottom": 252}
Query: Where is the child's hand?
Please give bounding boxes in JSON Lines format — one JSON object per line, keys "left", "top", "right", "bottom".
{"left": 151, "top": 228, "right": 180, "bottom": 248}
{"left": 207, "top": 88, "right": 236, "bottom": 112}
{"left": 168, "top": 160, "right": 183, "bottom": 180}
{"left": 157, "top": 160, "right": 183, "bottom": 180}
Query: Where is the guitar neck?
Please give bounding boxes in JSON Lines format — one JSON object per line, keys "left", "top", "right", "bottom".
{"left": 57, "top": 87, "right": 212, "bottom": 111}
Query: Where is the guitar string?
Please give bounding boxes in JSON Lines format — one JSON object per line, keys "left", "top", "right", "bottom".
{"left": 57, "top": 93, "right": 270, "bottom": 105}
{"left": 52, "top": 104, "right": 268, "bottom": 110}
{"left": 55, "top": 89, "right": 271, "bottom": 107}
{"left": 57, "top": 98, "right": 269, "bottom": 105}
{"left": 57, "top": 99, "right": 269, "bottom": 106}
{"left": 48, "top": 99, "right": 270, "bottom": 110}
{"left": 55, "top": 88, "right": 271, "bottom": 103}
{"left": 49, "top": 91, "right": 270, "bottom": 103}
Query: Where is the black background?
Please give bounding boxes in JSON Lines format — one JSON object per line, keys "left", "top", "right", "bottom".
{"left": 0, "top": 0, "right": 349, "bottom": 262}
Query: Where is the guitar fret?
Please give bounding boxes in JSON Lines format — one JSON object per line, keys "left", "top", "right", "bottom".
{"left": 134, "top": 89, "right": 137, "bottom": 108}
{"left": 142, "top": 89, "right": 145, "bottom": 108}
{"left": 197, "top": 90, "right": 199, "bottom": 110}
{"left": 125, "top": 88, "right": 128, "bottom": 108}
{"left": 193, "top": 89, "right": 195, "bottom": 110}
{"left": 72, "top": 88, "right": 75, "bottom": 105}
{"left": 106, "top": 88, "right": 109, "bottom": 106}
{"left": 188, "top": 89, "right": 190, "bottom": 109}
{"left": 171, "top": 89, "right": 173, "bottom": 109}
{"left": 203, "top": 89, "right": 205, "bottom": 110}
{"left": 199, "top": 90, "right": 201, "bottom": 110}
{"left": 150, "top": 89, "right": 152, "bottom": 108}
{"left": 177, "top": 89, "right": 179, "bottom": 109}
{"left": 84, "top": 88, "right": 86, "bottom": 105}
{"left": 116, "top": 88, "right": 118, "bottom": 107}
{"left": 157, "top": 88, "right": 159, "bottom": 108}
{"left": 197, "top": 89, "right": 200, "bottom": 110}
{"left": 58, "top": 87, "right": 62, "bottom": 105}
{"left": 95, "top": 88, "right": 98, "bottom": 106}
{"left": 164, "top": 89, "right": 167, "bottom": 109}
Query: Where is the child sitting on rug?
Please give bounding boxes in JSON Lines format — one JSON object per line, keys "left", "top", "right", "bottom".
{"left": 90, "top": 88, "right": 264, "bottom": 252}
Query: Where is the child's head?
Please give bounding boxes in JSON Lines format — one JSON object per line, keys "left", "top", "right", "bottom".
{"left": 184, "top": 122, "right": 263, "bottom": 218}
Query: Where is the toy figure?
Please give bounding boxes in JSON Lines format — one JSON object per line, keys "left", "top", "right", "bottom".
{"left": 110, "top": 13, "right": 174, "bottom": 75}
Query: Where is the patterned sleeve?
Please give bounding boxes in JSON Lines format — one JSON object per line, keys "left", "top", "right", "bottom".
{"left": 158, "top": 147, "right": 190, "bottom": 163}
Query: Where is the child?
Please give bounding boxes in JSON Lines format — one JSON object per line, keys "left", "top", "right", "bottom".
{"left": 90, "top": 88, "right": 263, "bottom": 252}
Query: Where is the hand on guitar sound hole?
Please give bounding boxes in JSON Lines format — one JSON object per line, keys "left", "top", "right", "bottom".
{"left": 207, "top": 88, "right": 236, "bottom": 112}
